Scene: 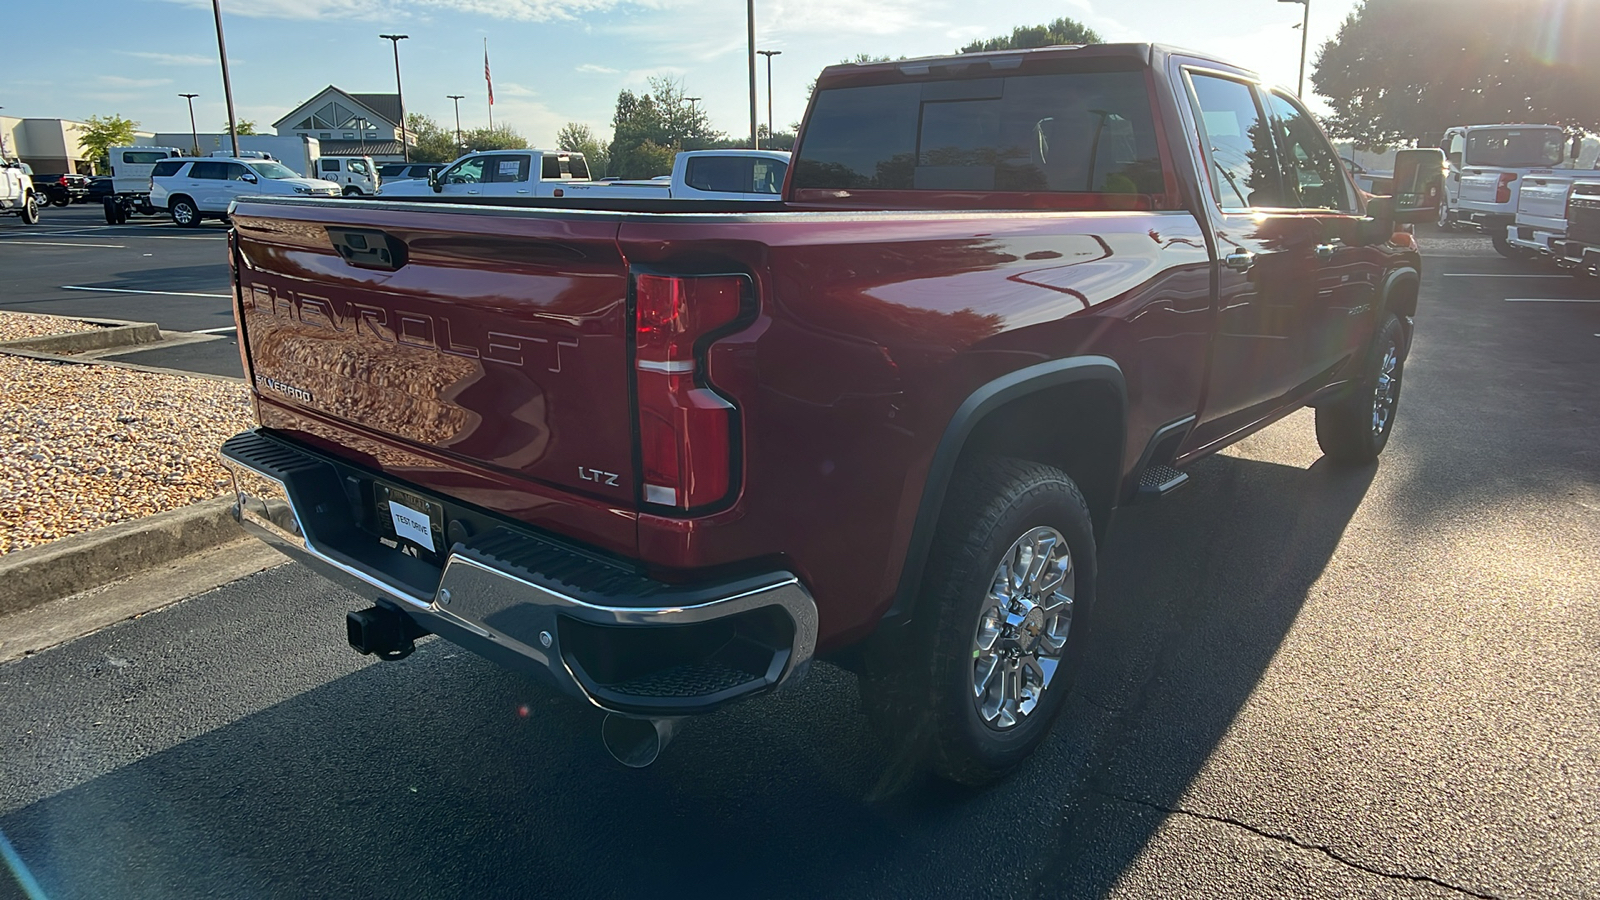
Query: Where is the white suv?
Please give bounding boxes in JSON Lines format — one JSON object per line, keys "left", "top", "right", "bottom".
{"left": 150, "top": 157, "right": 342, "bottom": 227}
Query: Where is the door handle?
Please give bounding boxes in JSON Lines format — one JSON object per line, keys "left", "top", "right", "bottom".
{"left": 467, "top": 189, "right": 480, "bottom": 194}
{"left": 1315, "top": 242, "right": 1340, "bottom": 261}
{"left": 1223, "top": 249, "right": 1254, "bottom": 272}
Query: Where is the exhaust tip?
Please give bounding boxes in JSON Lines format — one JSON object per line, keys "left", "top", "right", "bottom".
{"left": 601, "top": 714, "right": 680, "bottom": 768}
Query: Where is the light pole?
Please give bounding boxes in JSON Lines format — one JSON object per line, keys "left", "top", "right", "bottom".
{"left": 211, "top": 0, "right": 240, "bottom": 157}
{"left": 380, "top": 34, "right": 410, "bottom": 162}
{"left": 179, "top": 93, "right": 200, "bottom": 156}
{"left": 746, "top": 0, "right": 758, "bottom": 149}
{"left": 447, "top": 94, "right": 465, "bottom": 150}
{"left": 757, "top": 50, "right": 781, "bottom": 143}
{"left": 1279, "top": 0, "right": 1310, "bottom": 98}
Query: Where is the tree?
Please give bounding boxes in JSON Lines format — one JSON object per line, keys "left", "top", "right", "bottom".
{"left": 959, "top": 17, "right": 1102, "bottom": 53}
{"left": 405, "top": 113, "right": 459, "bottom": 163}
{"left": 79, "top": 114, "right": 139, "bottom": 170}
{"left": 557, "top": 122, "right": 609, "bottom": 177}
{"left": 1313, "top": 0, "right": 1600, "bottom": 147}
{"left": 459, "top": 125, "right": 530, "bottom": 153}
{"left": 224, "top": 120, "right": 259, "bottom": 135}
{"left": 607, "top": 77, "right": 724, "bottom": 179}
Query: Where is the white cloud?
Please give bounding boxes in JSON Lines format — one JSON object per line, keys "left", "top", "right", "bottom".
{"left": 495, "top": 82, "right": 539, "bottom": 98}
{"left": 122, "top": 51, "right": 216, "bottom": 66}
{"left": 99, "top": 75, "right": 174, "bottom": 88}
{"left": 160, "top": 0, "right": 624, "bottom": 22}
{"left": 576, "top": 64, "right": 619, "bottom": 74}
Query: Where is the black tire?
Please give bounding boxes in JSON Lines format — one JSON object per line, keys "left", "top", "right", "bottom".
{"left": 170, "top": 196, "right": 200, "bottom": 228}
{"left": 342, "top": 186, "right": 362, "bottom": 197}
{"left": 51, "top": 195, "right": 70, "bottom": 208}
{"left": 1315, "top": 313, "right": 1406, "bottom": 465}
{"left": 862, "top": 458, "right": 1097, "bottom": 787}
{"left": 103, "top": 198, "right": 119, "bottom": 225}
{"left": 1435, "top": 202, "right": 1454, "bottom": 231}
{"left": 1491, "top": 231, "right": 1530, "bottom": 260}
{"left": 20, "top": 194, "right": 40, "bottom": 225}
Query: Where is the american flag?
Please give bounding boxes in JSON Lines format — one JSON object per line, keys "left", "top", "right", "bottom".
{"left": 484, "top": 42, "right": 494, "bottom": 106}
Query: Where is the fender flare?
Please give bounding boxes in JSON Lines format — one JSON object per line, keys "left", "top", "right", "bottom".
{"left": 885, "top": 356, "right": 1126, "bottom": 625}
{"left": 1380, "top": 265, "right": 1421, "bottom": 352}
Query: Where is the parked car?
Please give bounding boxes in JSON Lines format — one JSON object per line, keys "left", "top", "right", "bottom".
{"left": 1504, "top": 172, "right": 1580, "bottom": 259}
{"left": 0, "top": 159, "right": 43, "bottom": 225}
{"left": 219, "top": 43, "right": 1441, "bottom": 784}
{"left": 32, "top": 173, "right": 90, "bottom": 207}
{"left": 1342, "top": 157, "right": 1393, "bottom": 195}
{"left": 1438, "top": 124, "right": 1584, "bottom": 257}
{"left": 102, "top": 146, "right": 184, "bottom": 223}
{"left": 1552, "top": 179, "right": 1600, "bottom": 280}
{"left": 313, "top": 155, "right": 379, "bottom": 196}
{"left": 558, "top": 150, "right": 790, "bottom": 202}
{"left": 86, "top": 175, "right": 115, "bottom": 204}
{"left": 376, "top": 163, "right": 442, "bottom": 185}
{"left": 150, "top": 156, "right": 341, "bottom": 227}
{"left": 376, "top": 150, "right": 590, "bottom": 198}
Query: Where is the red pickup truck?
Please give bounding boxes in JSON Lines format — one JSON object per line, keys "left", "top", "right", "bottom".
{"left": 219, "top": 43, "right": 1441, "bottom": 783}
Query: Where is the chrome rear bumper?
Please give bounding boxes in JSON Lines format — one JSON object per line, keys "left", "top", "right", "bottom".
{"left": 220, "top": 430, "right": 817, "bottom": 716}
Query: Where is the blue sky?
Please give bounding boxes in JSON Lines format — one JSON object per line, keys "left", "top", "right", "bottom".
{"left": 6, "top": 0, "right": 1359, "bottom": 147}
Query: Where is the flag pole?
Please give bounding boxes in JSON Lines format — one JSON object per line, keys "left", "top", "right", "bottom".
{"left": 485, "top": 38, "right": 495, "bottom": 130}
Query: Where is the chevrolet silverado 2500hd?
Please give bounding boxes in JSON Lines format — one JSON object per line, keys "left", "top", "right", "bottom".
{"left": 217, "top": 44, "right": 1442, "bottom": 784}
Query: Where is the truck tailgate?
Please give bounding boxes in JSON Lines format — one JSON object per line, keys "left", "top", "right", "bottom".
{"left": 230, "top": 198, "right": 640, "bottom": 548}
{"left": 1516, "top": 174, "right": 1575, "bottom": 231}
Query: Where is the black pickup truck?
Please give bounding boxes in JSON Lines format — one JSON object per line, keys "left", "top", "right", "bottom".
{"left": 32, "top": 173, "right": 90, "bottom": 207}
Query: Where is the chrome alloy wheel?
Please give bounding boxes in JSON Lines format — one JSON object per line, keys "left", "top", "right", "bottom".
{"left": 1371, "top": 340, "right": 1400, "bottom": 436}
{"left": 970, "top": 526, "right": 1074, "bottom": 730}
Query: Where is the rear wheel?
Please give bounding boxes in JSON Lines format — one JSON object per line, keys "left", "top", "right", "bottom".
{"left": 862, "top": 458, "right": 1096, "bottom": 786}
{"left": 50, "top": 194, "right": 70, "bottom": 208}
{"left": 1316, "top": 313, "right": 1406, "bottom": 464}
{"left": 1492, "top": 231, "right": 1531, "bottom": 260}
{"left": 1435, "top": 202, "right": 1453, "bottom": 231}
{"left": 170, "top": 197, "right": 200, "bottom": 228}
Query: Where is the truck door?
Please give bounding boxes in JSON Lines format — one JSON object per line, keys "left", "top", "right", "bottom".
{"left": 436, "top": 155, "right": 487, "bottom": 197}
{"left": 1180, "top": 70, "right": 1327, "bottom": 451}
{"left": 1264, "top": 90, "right": 1379, "bottom": 387}
{"left": 483, "top": 153, "right": 533, "bottom": 195}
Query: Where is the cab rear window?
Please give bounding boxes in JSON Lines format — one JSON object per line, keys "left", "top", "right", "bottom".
{"left": 795, "top": 70, "right": 1166, "bottom": 199}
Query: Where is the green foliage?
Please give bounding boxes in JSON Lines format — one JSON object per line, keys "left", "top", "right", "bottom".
{"left": 405, "top": 113, "right": 459, "bottom": 163}
{"left": 959, "top": 17, "right": 1102, "bottom": 53}
{"left": 607, "top": 78, "right": 725, "bottom": 178}
{"left": 556, "top": 122, "right": 609, "bottom": 178}
{"left": 79, "top": 114, "right": 139, "bottom": 170}
{"left": 227, "top": 120, "right": 259, "bottom": 135}
{"left": 462, "top": 124, "right": 531, "bottom": 153}
{"left": 1313, "top": 0, "right": 1600, "bottom": 145}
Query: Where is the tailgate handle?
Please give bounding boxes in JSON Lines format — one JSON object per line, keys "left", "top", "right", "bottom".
{"left": 327, "top": 227, "right": 408, "bottom": 272}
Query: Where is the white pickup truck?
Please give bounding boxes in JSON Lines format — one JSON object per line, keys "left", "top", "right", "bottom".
{"left": 559, "top": 150, "right": 790, "bottom": 202}
{"left": 1439, "top": 124, "right": 1584, "bottom": 257}
{"left": 1553, "top": 179, "right": 1600, "bottom": 281}
{"left": 1, "top": 159, "right": 44, "bottom": 225}
{"left": 1504, "top": 169, "right": 1589, "bottom": 259}
{"left": 376, "top": 149, "right": 591, "bottom": 199}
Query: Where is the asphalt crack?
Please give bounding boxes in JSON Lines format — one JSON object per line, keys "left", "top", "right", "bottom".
{"left": 1098, "top": 790, "right": 1502, "bottom": 900}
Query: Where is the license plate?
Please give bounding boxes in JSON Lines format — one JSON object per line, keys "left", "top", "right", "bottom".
{"left": 377, "top": 484, "right": 443, "bottom": 554}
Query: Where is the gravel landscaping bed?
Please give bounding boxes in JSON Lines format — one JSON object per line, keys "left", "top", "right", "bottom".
{"left": 0, "top": 355, "right": 253, "bottom": 554}
{"left": 0, "top": 312, "right": 102, "bottom": 343}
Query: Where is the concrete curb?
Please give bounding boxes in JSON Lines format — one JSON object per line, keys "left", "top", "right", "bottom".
{"left": 0, "top": 317, "right": 163, "bottom": 355}
{"left": 0, "top": 497, "right": 242, "bottom": 617}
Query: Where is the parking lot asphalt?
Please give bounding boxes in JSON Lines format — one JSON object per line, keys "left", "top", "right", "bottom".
{"left": 1, "top": 229, "right": 1597, "bottom": 898}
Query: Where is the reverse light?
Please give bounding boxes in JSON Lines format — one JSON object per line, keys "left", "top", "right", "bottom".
{"left": 1496, "top": 173, "right": 1517, "bottom": 205}
{"left": 634, "top": 273, "right": 745, "bottom": 510}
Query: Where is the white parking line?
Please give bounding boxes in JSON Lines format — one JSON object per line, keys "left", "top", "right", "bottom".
{"left": 2, "top": 228, "right": 221, "bottom": 241}
{"left": 1503, "top": 298, "right": 1600, "bottom": 303}
{"left": 1442, "top": 273, "right": 1571, "bottom": 278}
{"left": 61, "top": 285, "right": 232, "bottom": 299}
{"left": 2, "top": 240, "right": 127, "bottom": 249}
{"left": 193, "top": 326, "right": 239, "bottom": 334}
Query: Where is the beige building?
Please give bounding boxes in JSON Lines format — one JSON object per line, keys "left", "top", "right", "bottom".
{"left": 0, "top": 117, "right": 152, "bottom": 174}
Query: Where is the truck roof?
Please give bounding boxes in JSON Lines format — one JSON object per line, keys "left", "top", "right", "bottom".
{"left": 814, "top": 43, "right": 1260, "bottom": 92}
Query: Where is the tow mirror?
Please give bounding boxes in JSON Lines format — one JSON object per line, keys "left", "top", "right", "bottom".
{"left": 242, "top": 173, "right": 258, "bottom": 184}
{"left": 1371, "top": 148, "right": 1446, "bottom": 224}
{"left": 428, "top": 169, "right": 441, "bottom": 193}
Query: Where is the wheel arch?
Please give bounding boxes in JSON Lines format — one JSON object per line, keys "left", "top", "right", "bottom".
{"left": 886, "top": 356, "right": 1126, "bottom": 627}
{"left": 1381, "top": 265, "right": 1420, "bottom": 353}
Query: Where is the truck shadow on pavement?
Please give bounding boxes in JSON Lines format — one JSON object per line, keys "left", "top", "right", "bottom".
{"left": 0, "top": 451, "right": 1374, "bottom": 900}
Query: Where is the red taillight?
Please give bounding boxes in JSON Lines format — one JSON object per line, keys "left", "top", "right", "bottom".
{"left": 634, "top": 274, "right": 745, "bottom": 510}
{"left": 58, "top": 176, "right": 69, "bottom": 186}
{"left": 1496, "top": 173, "right": 1517, "bottom": 204}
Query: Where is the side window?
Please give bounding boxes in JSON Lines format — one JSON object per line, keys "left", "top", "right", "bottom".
{"left": 541, "top": 155, "right": 561, "bottom": 179}
{"left": 442, "top": 157, "right": 485, "bottom": 183}
{"left": 685, "top": 157, "right": 755, "bottom": 193}
{"left": 568, "top": 156, "right": 590, "bottom": 180}
{"left": 1186, "top": 73, "right": 1284, "bottom": 211}
{"left": 348, "top": 160, "right": 369, "bottom": 176}
{"left": 1445, "top": 133, "right": 1465, "bottom": 168}
{"left": 487, "top": 155, "right": 531, "bottom": 183}
{"left": 188, "top": 161, "right": 226, "bottom": 180}
{"left": 150, "top": 160, "right": 184, "bottom": 178}
{"left": 752, "top": 158, "right": 787, "bottom": 193}
{"left": 320, "top": 159, "right": 340, "bottom": 172}
{"left": 1266, "top": 92, "right": 1353, "bottom": 211}
{"left": 224, "top": 163, "right": 252, "bottom": 181}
